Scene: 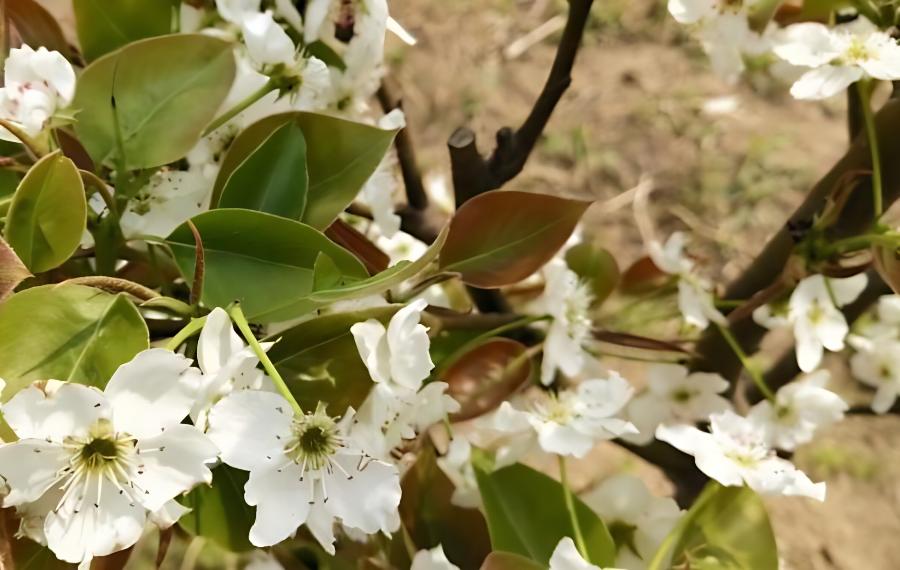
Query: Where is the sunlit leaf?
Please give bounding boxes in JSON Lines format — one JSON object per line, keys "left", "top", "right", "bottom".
{"left": 0, "top": 284, "right": 148, "bottom": 394}
{"left": 212, "top": 112, "right": 398, "bottom": 229}
{"left": 4, "top": 152, "right": 86, "bottom": 273}
{"left": 165, "top": 209, "right": 368, "bottom": 323}
{"left": 440, "top": 191, "right": 590, "bottom": 288}
{"left": 474, "top": 458, "right": 616, "bottom": 566}
{"left": 73, "top": 34, "right": 235, "bottom": 169}
{"left": 217, "top": 121, "right": 309, "bottom": 220}
{"left": 73, "top": 0, "right": 176, "bottom": 61}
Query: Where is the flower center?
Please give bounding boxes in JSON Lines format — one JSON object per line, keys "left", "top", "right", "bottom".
{"left": 285, "top": 407, "right": 342, "bottom": 471}
{"left": 672, "top": 388, "right": 694, "bottom": 403}
{"left": 66, "top": 419, "right": 135, "bottom": 475}
{"left": 843, "top": 38, "right": 871, "bottom": 64}
{"left": 79, "top": 437, "right": 123, "bottom": 470}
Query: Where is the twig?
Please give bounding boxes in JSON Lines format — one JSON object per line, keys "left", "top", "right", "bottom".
{"left": 378, "top": 78, "right": 429, "bottom": 211}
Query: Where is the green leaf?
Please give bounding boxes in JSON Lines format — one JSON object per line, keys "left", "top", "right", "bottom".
{"left": 179, "top": 464, "right": 255, "bottom": 553}
{"left": 480, "top": 552, "right": 545, "bottom": 570}
{"left": 400, "top": 445, "right": 492, "bottom": 569}
{"left": 212, "top": 112, "right": 398, "bottom": 228}
{"left": 73, "top": 33, "right": 236, "bottom": 170}
{"left": 0, "top": 284, "right": 149, "bottom": 394}
{"left": 165, "top": 209, "right": 368, "bottom": 323}
{"left": 73, "top": 0, "right": 176, "bottom": 62}
{"left": 651, "top": 483, "right": 778, "bottom": 570}
{"left": 266, "top": 306, "right": 399, "bottom": 414}
{"left": 440, "top": 190, "right": 590, "bottom": 288}
{"left": 217, "top": 121, "right": 309, "bottom": 219}
{"left": 565, "top": 242, "right": 619, "bottom": 305}
{"left": 4, "top": 152, "right": 86, "bottom": 273}
{"left": 474, "top": 459, "right": 616, "bottom": 567}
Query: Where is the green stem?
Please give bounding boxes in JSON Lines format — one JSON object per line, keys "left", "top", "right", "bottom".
{"left": 857, "top": 80, "right": 883, "bottom": 220}
{"left": 715, "top": 322, "right": 774, "bottom": 401}
{"left": 828, "top": 232, "right": 900, "bottom": 254}
{"left": 165, "top": 316, "right": 208, "bottom": 352}
{"left": 229, "top": 305, "right": 303, "bottom": 414}
{"left": 558, "top": 455, "right": 590, "bottom": 562}
{"left": 202, "top": 78, "right": 278, "bottom": 137}
{"left": 80, "top": 169, "right": 119, "bottom": 219}
{"left": 0, "top": 118, "right": 47, "bottom": 158}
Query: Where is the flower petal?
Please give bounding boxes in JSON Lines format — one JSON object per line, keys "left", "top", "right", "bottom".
{"left": 323, "top": 454, "right": 401, "bottom": 534}
{"left": 197, "top": 307, "right": 245, "bottom": 375}
{"left": 387, "top": 299, "right": 435, "bottom": 390}
{"left": 3, "top": 381, "right": 109, "bottom": 441}
{"left": 206, "top": 390, "right": 294, "bottom": 471}
{"left": 350, "top": 319, "right": 391, "bottom": 384}
{"left": 549, "top": 536, "right": 599, "bottom": 570}
{"left": 0, "top": 439, "right": 69, "bottom": 507}
{"left": 245, "top": 462, "right": 311, "bottom": 547}
{"left": 790, "top": 65, "right": 863, "bottom": 100}
{"left": 105, "top": 349, "right": 201, "bottom": 439}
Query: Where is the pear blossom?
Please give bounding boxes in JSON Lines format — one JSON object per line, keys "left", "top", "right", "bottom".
{"left": 748, "top": 370, "right": 847, "bottom": 450}
{"left": 853, "top": 294, "right": 900, "bottom": 341}
{"left": 191, "top": 308, "right": 275, "bottom": 428}
{"left": 491, "top": 373, "right": 637, "bottom": 465}
{"left": 411, "top": 545, "right": 460, "bottom": 570}
{"left": 656, "top": 410, "right": 825, "bottom": 500}
{"left": 0, "top": 45, "right": 76, "bottom": 141}
{"left": 214, "top": 0, "right": 260, "bottom": 24}
{"left": 539, "top": 259, "right": 595, "bottom": 385}
{"left": 241, "top": 10, "right": 296, "bottom": 66}
{"left": 582, "top": 474, "right": 682, "bottom": 570}
{"left": 756, "top": 274, "right": 867, "bottom": 373}
{"left": 120, "top": 170, "right": 213, "bottom": 238}
{"left": 436, "top": 437, "right": 481, "bottom": 509}
{"left": 625, "top": 363, "right": 731, "bottom": 445}
{"left": 773, "top": 19, "right": 900, "bottom": 100}
{"left": 667, "top": 1, "right": 770, "bottom": 83}
{"left": 550, "top": 537, "right": 624, "bottom": 570}
{"left": 360, "top": 110, "right": 406, "bottom": 238}
{"left": 0, "top": 350, "right": 219, "bottom": 569}
{"left": 351, "top": 299, "right": 458, "bottom": 456}
{"left": 848, "top": 335, "right": 900, "bottom": 413}
{"left": 648, "top": 232, "right": 725, "bottom": 330}
{"left": 206, "top": 393, "right": 401, "bottom": 552}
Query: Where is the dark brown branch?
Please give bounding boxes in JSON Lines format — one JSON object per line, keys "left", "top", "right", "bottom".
{"left": 690, "top": 99, "right": 900, "bottom": 383}
{"left": 378, "top": 78, "right": 429, "bottom": 211}
{"left": 447, "top": 0, "right": 595, "bottom": 199}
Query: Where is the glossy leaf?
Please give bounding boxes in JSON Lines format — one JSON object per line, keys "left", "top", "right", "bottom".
{"left": 266, "top": 306, "right": 399, "bottom": 414}
{"left": 480, "top": 552, "right": 545, "bottom": 570}
{"left": 8, "top": 0, "right": 73, "bottom": 59}
{"left": 0, "top": 237, "right": 31, "bottom": 301}
{"left": 325, "top": 218, "right": 390, "bottom": 274}
{"left": 401, "top": 445, "right": 492, "bottom": 569}
{"left": 179, "top": 464, "right": 255, "bottom": 553}
{"left": 651, "top": 483, "right": 778, "bottom": 570}
{"left": 0, "top": 284, "right": 148, "bottom": 394}
{"left": 217, "top": 121, "right": 309, "bottom": 219}
{"left": 441, "top": 338, "right": 532, "bottom": 421}
{"left": 565, "top": 242, "right": 619, "bottom": 304}
{"left": 4, "top": 152, "right": 86, "bottom": 273}
{"left": 474, "top": 458, "right": 616, "bottom": 567}
{"left": 73, "top": 34, "right": 235, "bottom": 169}
{"left": 73, "top": 0, "right": 176, "bottom": 61}
{"left": 165, "top": 209, "right": 368, "bottom": 323}
{"left": 440, "top": 191, "right": 590, "bottom": 288}
{"left": 212, "top": 112, "right": 398, "bottom": 228}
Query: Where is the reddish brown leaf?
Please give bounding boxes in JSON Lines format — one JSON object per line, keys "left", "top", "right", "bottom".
{"left": 325, "top": 219, "right": 389, "bottom": 275}
{"left": 442, "top": 338, "right": 532, "bottom": 421}
{"left": 619, "top": 255, "right": 668, "bottom": 294}
{"left": 439, "top": 190, "right": 590, "bottom": 288}
{"left": 0, "top": 237, "right": 32, "bottom": 301}
{"left": 8, "top": 0, "right": 74, "bottom": 59}
{"left": 593, "top": 329, "right": 691, "bottom": 354}
{"left": 873, "top": 244, "right": 900, "bottom": 295}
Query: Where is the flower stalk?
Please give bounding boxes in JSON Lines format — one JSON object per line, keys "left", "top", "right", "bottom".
{"left": 558, "top": 454, "right": 590, "bottom": 562}
{"left": 202, "top": 78, "right": 279, "bottom": 137}
{"left": 715, "top": 322, "right": 775, "bottom": 401}
{"left": 857, "top": 80, "right": 883, "bottom": 220}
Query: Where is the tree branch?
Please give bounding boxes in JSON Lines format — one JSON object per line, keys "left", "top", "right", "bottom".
{"left": 448, "top": 0, "right": 594, "bottom": 197}
{"left": 690, "top": 99, "right": 900, "bottom": 383}
{"left": 378, "top": 78, "right": 429, "bottom": 211}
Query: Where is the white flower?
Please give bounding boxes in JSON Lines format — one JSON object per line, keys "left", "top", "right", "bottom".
{"left": 582, "top": 474, "right": 682, "bottom": 570}
{"left": 119, "top": 169, "right": 212, "bottom": 238}
{"left": 436, "top": 437, "right": 481, "bottom": 509}
{"left": 539, "top": 260, "right": 595, "bottom": 385}
{"left": 191, "top": 308, "right": 275, "bottom": 428}
{"left": 549, "top": 537, "right": 624, "bottom": 570}
{"left": 359, "top": 110, "right": 405, "bottom": 238}
{"left": 849, "top": 335, "right": 900, "bottom": 413}
{"left": 748, "top": 370, "right": 847, "bottom": 450}
{"left": 0, "top": 45, "right": 76, "bottom": 141}
{"left": 215, "top": 0, "right": 260, "bottom": 24}
{"left": 786, "top": 274, "right": 866, "bottom": 373}
{"left": 351, "top": 298, "right": 434, "bottom": 391}
{"left": 0, "top": 350, "right": 218, "bottom": 569}
{"left": 411, "top": 545, "right": 459, "bottom": 570}
{"left": 492, "top": 374, "right": 637, "bottom": 463}
{"left": 206, "top": 393, "right": 401, "bottom": 552}
{"left": 648, "top": 232, "right": 725, "bottom": 330}
{"left": 774, "top": 19, "right": 900, "bottom": 99}
{"left": 853, "top": 294, "right": 900, "bottom": 341}
{"left": 625, "top": 363, "right": 731, "bottom": 445}
{"left": 242, "top": 10, "right": 296, "bottom": 66}
{"left": 656, "top": 410, "right": 825, "bottom": 500}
